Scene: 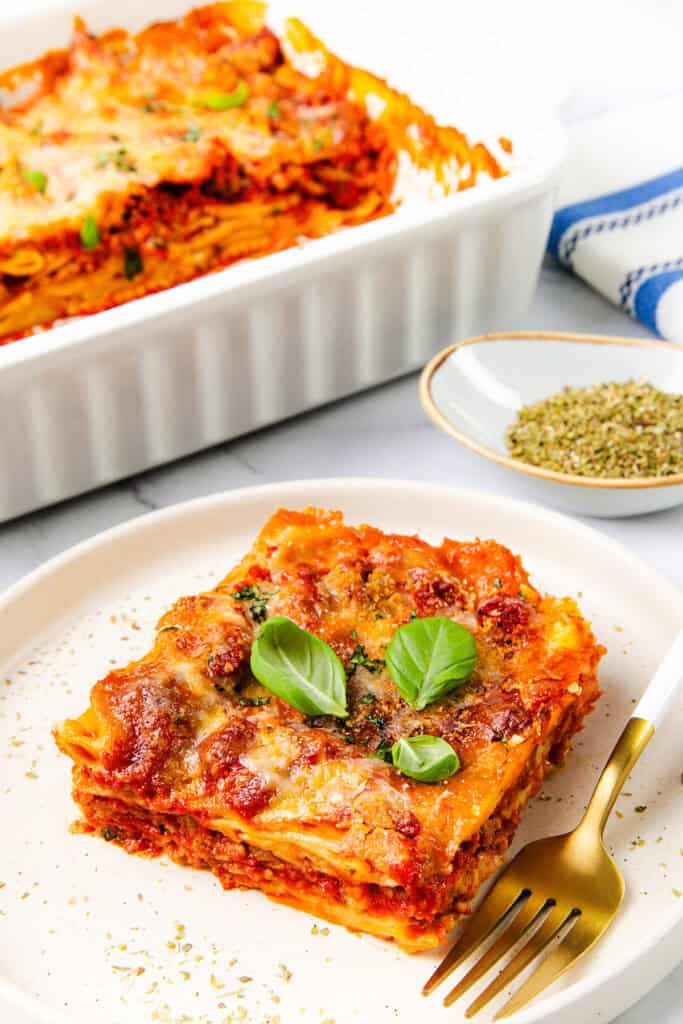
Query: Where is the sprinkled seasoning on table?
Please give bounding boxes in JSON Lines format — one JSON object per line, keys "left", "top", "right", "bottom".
{"left": 506, "top": 380, "right": 683, "bottom": 478}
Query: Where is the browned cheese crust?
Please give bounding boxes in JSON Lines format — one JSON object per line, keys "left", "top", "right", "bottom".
{"left": 55, "top": 508, "right": 604, "bottom": 950}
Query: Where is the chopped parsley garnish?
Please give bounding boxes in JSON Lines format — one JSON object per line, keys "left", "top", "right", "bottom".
{"left": 493, "top": 578, "right": 502, "bottom": 588}
{"left": 348, "top": 630, "right": 384, "bottom": 675}
{"left": 143, "top": 98, "right": 166, "bottom": 112}
{"left": 159, "top": 625, "right": 180, "bottom": 633}
{"left": 115, "top": 150, "right": 136, "bottom": 171}
{"left": 409, "top": 609, "right": 418, "bottom": 621}
{"left": 124, "top": 247, "right": 144, "bottom": 280}
{"left": 358, "top": 692, "right": 376, "bottom": 705}
{"left": 80, "top": 215, "right": 100, "bottom": 250}
{"left": 95, "top": 147, "right": 137, "bottom": 172}
{"left": 101, "top": 827, "right": 119, "bottom": 842}
{"left": 312, "top": 137, "right": 325, "bottom": 152}
{"left": 306, "top": 716, "right": 323, "bottom": 727}
{"left": 238, "top": 696, "right": 271, "bottom": 707}
{"left": 267, "top": 100, "right": 281, "bottom": 120}
{"left": 374, "top": 737, "right": 392, "bottom": 761}
{"left": 22, "top": 169, "right": 47, "bottom": 194}
{"left": 232, "top": 584, "right": 272, "bottom": 623}
{"left": 182, "top": 124, "right": 202, "bottom": 142}
{"left": 366, "top": 713, "right": 386, "bottom": 730}
{"left": 30, "top": 119, "right": 43, "bottom": 136}
{"left": 196, "top": 81, "right": 249, "bottom": 110}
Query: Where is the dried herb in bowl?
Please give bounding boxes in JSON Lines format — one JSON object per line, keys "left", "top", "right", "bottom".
{"left": 505, "top": 380, "right": 683, "bottom": 479}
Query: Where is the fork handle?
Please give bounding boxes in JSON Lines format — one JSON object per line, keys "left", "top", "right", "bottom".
{"left": 579, "top": 626, "right": 683, "bottom": 837}
{"left": 579, "top": 717, "right": 653, "bottom": 836}
{"left": 633, "top": 627, "right": 683, "bottom": 727}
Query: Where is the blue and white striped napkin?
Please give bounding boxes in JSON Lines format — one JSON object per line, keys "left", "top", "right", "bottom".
{"left": 548, "top": 95, "right": 683, "bottom": 341}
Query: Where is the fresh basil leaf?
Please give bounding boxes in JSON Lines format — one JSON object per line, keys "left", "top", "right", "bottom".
{"left": 250, "top": 616, "right": 347, "bottom": 718}
{"left": 390, "top": 735, "right": 459, "bottom": 782}
{"left": 385, "top": 616, "right": 476, "bottom": 710}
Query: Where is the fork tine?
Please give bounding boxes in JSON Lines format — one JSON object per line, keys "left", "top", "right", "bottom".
{"left": 423, "top": 887, "right": 529, "bottom": 996}
{"left": 442, "top": 896, "right": 551, "bottom": 1008}
{"left": 464, "top": 906, "right": 576, "bottom": 1018}
{"left": 494, "top": 918, "right": 596, "bottom": 1020}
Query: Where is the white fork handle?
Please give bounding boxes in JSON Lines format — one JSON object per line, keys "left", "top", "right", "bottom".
{"left": 579, "top": 624, "right": 683, "bottom": 836}
{"left": 633, "top": 626, "right": 683, "bottom": 728}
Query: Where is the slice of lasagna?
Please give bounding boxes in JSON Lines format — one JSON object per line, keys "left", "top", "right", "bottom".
{"left": 54, "top": 508, "right": 603, "bottom": 952}
{"left": 0, "top": 2, "right": 506, "bottom": 343}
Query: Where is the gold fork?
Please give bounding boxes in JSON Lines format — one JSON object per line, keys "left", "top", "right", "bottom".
{"left": 423, "top": 626, "right": 683, "bottom": 1019}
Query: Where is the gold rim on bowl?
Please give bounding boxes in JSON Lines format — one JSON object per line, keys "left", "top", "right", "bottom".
{"left": 420, "top": 330, "right": 683, "bottom": 491}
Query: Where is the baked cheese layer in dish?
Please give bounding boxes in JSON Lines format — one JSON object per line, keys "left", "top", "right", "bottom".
{"left": 0, "top": 2, "right": 507, "bottom": 343}
{"left": 54, "top": 508, "right": 603, "bottom": 952}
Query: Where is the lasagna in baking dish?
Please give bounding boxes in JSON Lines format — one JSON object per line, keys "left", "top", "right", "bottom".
{"left": 55, "top": 508, "right": 604, "bottom": 952}
{"left": 0, "top": 2, "right": 507, "bottom": 343}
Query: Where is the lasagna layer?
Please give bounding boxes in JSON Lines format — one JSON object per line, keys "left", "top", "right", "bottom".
{"left": 0, "top": 2, "right": 506, "bottom": 342}
{"left": 70, "top": 700, "right": 584, "bottom": 951}
{"left": 55, "top": 507, "right": 604, "bottom": 951}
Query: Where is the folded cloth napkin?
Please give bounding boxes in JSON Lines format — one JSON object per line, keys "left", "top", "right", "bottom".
{"left": 548, "top": 94, "right": 683, "bottom": 341}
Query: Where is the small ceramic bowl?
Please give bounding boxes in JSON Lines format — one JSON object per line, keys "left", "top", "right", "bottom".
{"left": 420, "top": 331, "right": 683, "bottom": 518}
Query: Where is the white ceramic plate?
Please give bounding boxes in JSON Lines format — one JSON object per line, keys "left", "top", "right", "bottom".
{"left": 0, "top": 479, "right": 682, "bottom": 1024}
{"left": 421, "top": 333, "right": 683, "bottom": 518}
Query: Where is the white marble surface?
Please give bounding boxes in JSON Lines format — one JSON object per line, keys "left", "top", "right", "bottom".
{"left": 1, "top": 0, "right": 683, "bottom": 1020}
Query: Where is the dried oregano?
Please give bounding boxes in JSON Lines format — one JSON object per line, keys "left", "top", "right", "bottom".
{"left": 505, "top": 379, "right": 683, "bottom": 479}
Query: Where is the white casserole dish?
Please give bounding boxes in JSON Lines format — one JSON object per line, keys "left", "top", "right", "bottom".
{"left": 0, "top": 0, "right": 566, "bottom": 522}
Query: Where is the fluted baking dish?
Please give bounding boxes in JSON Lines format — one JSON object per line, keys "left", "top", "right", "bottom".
{"left": 0, "top": 0, "right": 566, "bottom": 522}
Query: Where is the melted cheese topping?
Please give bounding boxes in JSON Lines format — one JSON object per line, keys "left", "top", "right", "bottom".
{"left": 55, "top": 506, "right": 605, "bottom": 897}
